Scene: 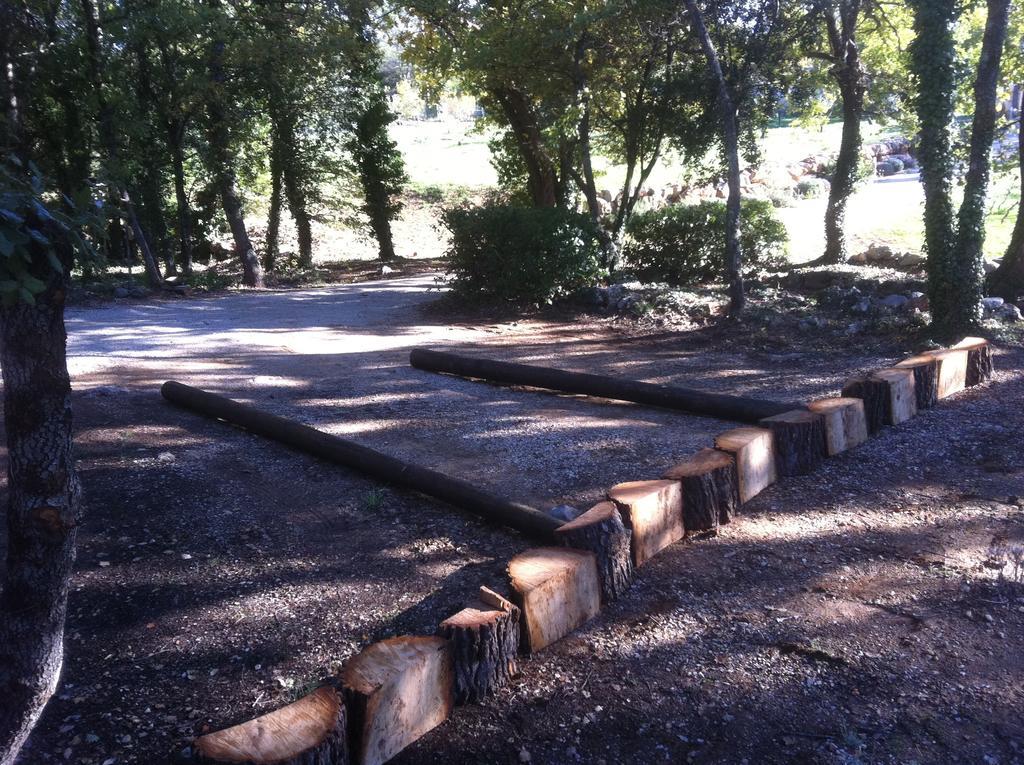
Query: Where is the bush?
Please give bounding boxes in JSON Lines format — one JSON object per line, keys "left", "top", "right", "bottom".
{"left": 442, "top": 205, "right": 602, "bottom": 304}
{"left": 877, "top": 158, "right": 905, "bottom": 177}
{"left": 795, "top": 178, "right": 829, "bottom": 199}
{"left": 819, "top": 150, "right": 876, "bottom": 186}
{"left": 623, "top": 199, "right": 788, "bottom": 286}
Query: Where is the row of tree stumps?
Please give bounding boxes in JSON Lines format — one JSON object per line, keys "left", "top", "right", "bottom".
{"left": 189, "top": 337, "right": 994, "bottom": 765}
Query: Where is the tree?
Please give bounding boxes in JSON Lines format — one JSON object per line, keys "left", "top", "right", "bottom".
{"left": 909, "top": 0, "right": 1012, "bottom": 339}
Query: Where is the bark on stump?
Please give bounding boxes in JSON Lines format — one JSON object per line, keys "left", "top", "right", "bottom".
{"left": 758, "top": 409, "right": 827, "bottom": 477}
{"left": 662, "top": 448, "right": 740, "bottom": 530}
{"left": 842, "top": 368, "right": 916, "bottom": 432}
{"left": 437, "top": 587, "right": 521, "bottom": 705}
{"left": 607, "top": 480, "right": 685, "bottom": 566}
{"left": 925, "top": 348, "right": 969, "bottom": 400}
{"left": 894, "top": 355, "right": 940, "bottom": 410}
{"left": 194, "top": 685, "right": 348, "bottom": 765}
{"left": 340, "top": 637, "right": 454, "bottom": 765}
{"left": 954, "top": 337, "right": 994, "bottom": 386}
{"left": 508, "top": 548, "right": 601, "bottom": 653}
{"left": 807, "top": 398, "right": 869, "bottom": 456}
{"left": 554, "top": 501, "right": 634, "bottom": 603}
{"left": 714, "top": 427, "right": 777, "bottom": 503}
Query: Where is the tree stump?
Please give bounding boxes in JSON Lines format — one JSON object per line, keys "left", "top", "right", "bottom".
{"left": 925, "top": 348, "right": 968, "bottom": 399}
{"left": 663, "top": 448, "right": 740, "bottom": 530}
{"left": 438, "top": 587, "right": 520, "bottom": 705}
{"left": 758, "top": 409, "right": 827, "bottom": 477}
{"left": 714, "top": 427, "right": 777, "bottom": 503}
{"left": 340, "top": 636, "right": 454, "bottom": 765}
{"left": 194, "top": 685, "right": 348, "bottom": 765}
{"left": 842, "top": 368, "right": 916, "bottom": 431}
{"left": 807, "top": 398, "right": 869, "bottom": 456}
{"left": 954, "top": 336, "right": 993, "bottom": 386}
{"left": 508, "top": 547, "right": 601, "bottom": 653}
{"left": 607, "top": 479, "right": 684, "bottom": 566}
{"left": 554, "top": 501, "right": 634, "bottom": 603}
{"left": 894, "top": 354, "right": 940, "bottom": 409}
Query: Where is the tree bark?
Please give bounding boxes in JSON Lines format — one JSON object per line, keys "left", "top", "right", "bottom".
{"left": 491, "top": 85, "right": 560, "bottom": 208}
{"left": 944, "top": 0, "right": 1012, "bottom": 338}
{"left": 988, "top": 98, "right": 1024, "bottom": 300}
{"left": 167, "top": 120, "right": 194, "bottom": 276}
{"left": 205, "top": 33, "right": 263, "bottom": 288}
{"left": 684, "top": 0, "right": 745, "bottom": 316}
{"left": 284, "top": 168, "right": 313, "bottom": 268}
{"left": 0, "top": 226, "right": 82, "bottom": 765}
{"left": 266, "top": 137, "right": 284, "bottom": 271}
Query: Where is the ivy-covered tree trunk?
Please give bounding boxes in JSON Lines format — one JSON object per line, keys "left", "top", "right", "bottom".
{"left": 167, "top": 120, "right": 193, "bottom": 276}
{"left": 910, "top": 0, "right": 1010, "bottom": 340}
{"left": 989, "top": 118, "right": 1024, "bottom": 300}
{"left": 0, "top": 229, "right": 82, "bottom": 765}
{"left": 492, "top": 85, "right": 560, "bottom": 208}
{"left": 685, "top": 0, "right": 745, "bottom": 316}
{"left": 265, "top": 142, "right": 283, "bottom": 271}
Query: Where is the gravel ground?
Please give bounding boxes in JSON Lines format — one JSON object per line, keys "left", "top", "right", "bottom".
{"left": 3, "top": 275, "right": 1023, "bottom": 765}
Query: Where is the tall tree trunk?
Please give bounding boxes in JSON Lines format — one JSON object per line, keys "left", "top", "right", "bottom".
{"left": 78, "top": 0, "right": 164, "bottom": 289}
{"left": 491, "top": 85, "right": 560, "bottom": 208}
{"left": 0, "top": 224, "right": 82, "bottom": 765}
{"left": 989, "top": 117, "right": 1024, "bottom": 299}
{"left": 265, "top": 138, "right": 283, "bottom": 271}
{"left": 943, "top": 0, "right": 1011, "bottom": 336}
{"left": 205, "top": 35, "right": 263, "bottom": 288}
{"left": 283, "top": 169, "right": 313, "bottom": 268}
{"left": 167, "top": 120, "right": 194, "bottom": 276}
{"left": 685, "top": 0, "right": 745, "bottom": 317}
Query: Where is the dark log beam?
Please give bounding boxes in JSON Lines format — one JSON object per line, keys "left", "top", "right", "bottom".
{"left": 161, "top": 381, "right": 561, "bottom": 541}
{"left": 409, "top": 348, "right": 799, "bottom": 424}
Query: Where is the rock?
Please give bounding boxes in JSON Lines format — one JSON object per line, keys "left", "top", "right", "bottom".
{"left": 616, "top": 295, "right": 637, "bottom": 312}
{"left": 548, "top": 504, "right": 583, "bottom": 523}
{"left": 852, "top": 298, "right": 873, "bottom": 314}
{"left": 879, "top": 294, "right": 909, "bottom": 309}
{"left": 519, "top": 748, "right": 532, "bottom": 763}
{"left": 848, "top": 251, "right": 867, "bottom": 264}
{"left": 982, "top": 296, "right": 1005, "bottom": 311}
{"left": 999, "top": 303, "right": 1022, "bottom": 322}
{"left": 897, "top": 252, "right": 926, "bottom": 269}
{"left": 863, "top": 244, "right": 895, "bottom": 264}
{"left": 577, "top": 286, "right": 607, "bottom": 308}
{"left": 157, "top": 452, "right": 176, "bottom": 463}
{"left": 606, "top": 283, "right": 628, "bottom": 305}
{"left": 129, "top": 286, "right": 149, "bottom": 298}
{"left": 380, "top": 265, "right": 395, "bottom": 275}
{"left": 984, "top": 261, "right": 998, "bottom": 275}
{"left": 113, "top": 286, "right": 130, "bottom": 299}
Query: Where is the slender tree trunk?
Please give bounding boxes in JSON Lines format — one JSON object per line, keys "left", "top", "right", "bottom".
{"left": 266, "top": 137, "right": 283, "bottom": 271}
{"left": 989, "top": 117, "right": 1024, "bottom": 299}
{"left": 205, "top": 35, "right": 263, "bottom": 288}
{"left": 78, "top": 0, "right": 163, "bottom": 288}
{"left": 283, "top": 170, "right": 313, "bottom": 268}
{"left": 943, "top": 0, "right": 1011, "bottom": 335}
{"left": 0, "top": 225, "right": 82, "bottom": 765}
{"left": 167, "top": 121, "right": 194, "bottom": 276}
{"left": 492, "top": 85, "right": 559, "bottom": 208}
{"left": 359, "top": 161, "right": 398, "bottom": 262}
{"left": 685, "top": 0, "right": 744, "bottom": 316}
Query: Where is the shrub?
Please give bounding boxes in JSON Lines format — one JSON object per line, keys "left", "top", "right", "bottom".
{"left": 442, "top": 205, "right": 602, "bottom": 304}
{"left": 623, "top": 199, "right": 788, "bottom": 286}
{"left": 819, "top": 150, "right": 876, "bottom": 186}
{"left": 795, "top": 178, "right": 829, "bottom": 199}
{"left": 876, "top": 158, "right": 905, "bottom": 177}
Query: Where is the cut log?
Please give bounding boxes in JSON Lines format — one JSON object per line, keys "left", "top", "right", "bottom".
{"left": 807, "top": 398, "right": 869, "bottom": 456}
{"left": 194, "top": 685, "right": 347, "bottom": 765}
{"left": 894, "top": 354, "right": 939, "bottom": 409}
{"left": 842, "top": 368, "right": 916, "bottom": 431}
{"left": 758, "top": 409, "right": 827, "bottom": 477}
{"left": 607, "top": 479, "right": 685, "bottom": 566}
{"left": 954, "top": 336, "right": 993, "bottom": 386}
{"left": 554, "top": 501, "right": 634, "bottom": 603}
{"left": 662, "top": 448, "right": 740, "bottom": 530}
{"left": 340, "top": 636, "right": 454, "bottom": 765}
{"left": 508, "top": 547, "right": 601, "bottom": 653}
{"left": 438, "top": 587, "right": 520, "bottom": 705}
{"left": 713, "top": 427, "right": 777, "bottom": 503}
{"left": 409, "top": 348, "right": 800, "bottom": 424}
{"left": 925, "top": 348, "right": 968, "bottom": 400}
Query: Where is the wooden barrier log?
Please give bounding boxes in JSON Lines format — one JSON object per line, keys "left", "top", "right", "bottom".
{"left": 508, "top": 547, "right": 601, "bottom": 653}
{"left": 554, "top": 501, "right": 634, "bottom": 603}
{"left": 409, "top": 348, "right": 800, "bottom": 424}
{"left": 341, "top": 636, "right": 454, "bottom": 765}
{"left": 842, "top": 368, "right": 916, "bottom": 431}
{"left": 926, "top": 348, "right": 969, "bottom": 399}
{"left": 194, "top": 685, "right": 347, "bottom": 765}
{"left": 759, "top": 409, "right": 827, "bottom": 477}
{"left": 607, "top": 480, "right": 685, "bottom": 566}
{"left": 954, "top": 336, "right": 994, "bottom": 386}
{"left": 894, "top": 355, "right": 939, "bottom": 410}
{"left": 438, "top": 587, "right": 520, "bottom": 705}
{"left": 807, "top": 398, "right": 869, "bottom": 456}
{"left": 714, "top": 427, "right": 777, "bottom": 503}
{"left": 160, "top": 381, "right": 561, "bottom": 541}
{"left": 662, "top": 449, "right": 740, "bottom": 530}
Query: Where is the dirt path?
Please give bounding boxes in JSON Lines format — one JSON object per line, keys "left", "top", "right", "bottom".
{"left": 5, "top": 276, "right": 1024, "bottom": 764}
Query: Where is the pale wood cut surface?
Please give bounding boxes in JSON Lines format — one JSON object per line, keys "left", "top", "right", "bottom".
{"left": 714, "top": 427, "right": 777, "bottom": 503}
{"left": 607, "top": 479, "right": 684, "bottom": 565}
{"left": 807, "top": 398, "right": 869, "bottom": 456}
{"left": 508, "top": 547, "right": 600, "bottom": 652}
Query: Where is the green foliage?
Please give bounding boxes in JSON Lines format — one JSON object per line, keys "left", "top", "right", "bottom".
{"left": 0, "top": 160, "right": 100, "bottom": 305}
{"left": 820, "top": 151, "right": 876, "bottom": 186}
{"left": 795, "top": 179, "right": 828, "bottom": 199}
{"left": 442, "top": 205, "right": 603, "bottom": 304}
{"left": 876, "top": 158, "right": 905, "bottom": 176}
{"left": 624, "top": 200, "right": 787, "bottom": 286}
